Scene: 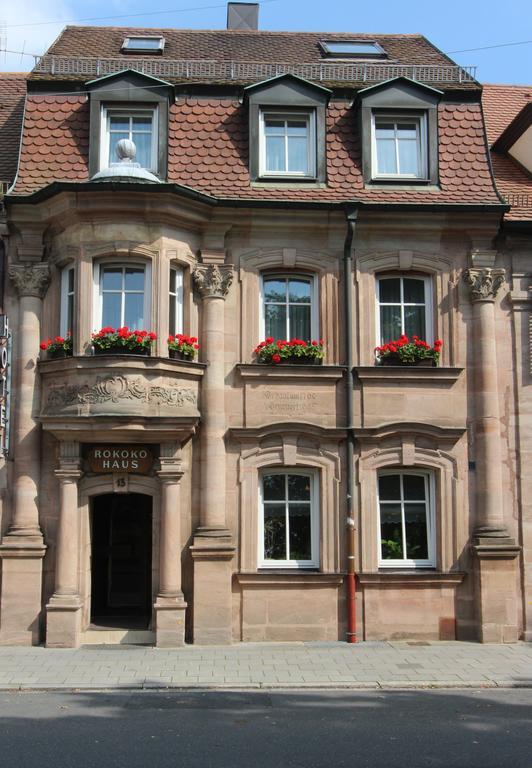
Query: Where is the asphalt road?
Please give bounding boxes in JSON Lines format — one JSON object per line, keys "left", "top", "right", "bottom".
{"left": 0, "top": 689, "right": 531, "bottom": 768}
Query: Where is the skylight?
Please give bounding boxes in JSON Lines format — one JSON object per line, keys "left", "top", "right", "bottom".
{"left": 320, "top": 41, "right": 386, "bottom": 59}
{"left": 122, "top": 36, "right": 165, "bottom": 54}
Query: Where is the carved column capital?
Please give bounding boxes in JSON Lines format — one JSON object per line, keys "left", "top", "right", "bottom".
{"left": 8, "top": 263, "right": 51, "bottom": 299}
{"left": 462, "top": 267, "right": 505, "bottom": 303}
{"left": 192, "top": 264, "right": 233, "bottom": 299}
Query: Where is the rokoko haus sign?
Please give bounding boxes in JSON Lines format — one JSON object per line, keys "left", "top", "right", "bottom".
{"left": 87, "top": 446, "right": 153, "bottom": 474}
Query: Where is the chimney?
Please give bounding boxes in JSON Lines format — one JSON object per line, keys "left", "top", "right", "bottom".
{"left": 227, "top": 3, "right": 259, "bottom": 30}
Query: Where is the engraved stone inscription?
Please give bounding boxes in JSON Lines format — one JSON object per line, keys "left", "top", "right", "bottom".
{"left": 262, "top": 390, "right": 318, "bottom": 414}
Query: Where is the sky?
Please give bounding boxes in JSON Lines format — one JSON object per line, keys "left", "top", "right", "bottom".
{"left": 1, "top": 0, "right": 531, "bottom": 84}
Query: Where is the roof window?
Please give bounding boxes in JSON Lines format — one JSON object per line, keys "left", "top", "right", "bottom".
{"left": 121, "top": 36, "right": 165, "bottom": 54}
{"left": 319, "top": 40, "right": 386, "bottom": 59}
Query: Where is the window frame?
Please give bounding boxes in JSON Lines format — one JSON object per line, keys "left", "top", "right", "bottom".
{"left": 169, "top": 265, "right": 184, "bottom": 336}
{"left": 92, "top": 261, "right": 152, "bottom": 333}
{"left": 319, "top": 40, "right": 387, "bottom": 59}
{"left": 376, "top": 273, "right": 433, "bottom": 345}
{"left": 121, "top": 36, "right": 165, "bottom": 53}
{"left": 60, "top": 265, "right": 75, "bottom": 338}
{"left": 99, "top": 105, "right": 158, "bottom": 172}
{"left": 377, "top": 469, "right": 436, "bottom": 569}
{"left": 371, "top": 112, "right": 427, "bottom": 180}
{"left": 259, "top": 272, "right": 319, "bottom": 341}
{"left": 258, "top": 468, "right": 320, "bottom": 569}
{"left": 258, "top": 109, "right": 316, "bottom": 179}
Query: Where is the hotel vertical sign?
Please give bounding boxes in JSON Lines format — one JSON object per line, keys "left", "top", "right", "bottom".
{"left": 0, "top": 315, "right": 11, "bottom": 456}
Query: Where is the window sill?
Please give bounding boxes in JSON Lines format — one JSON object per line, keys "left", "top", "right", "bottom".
{"left": 237, "top": 572, "right": 344, "bottom": 587}
{"left": 251, "top": 179, "right": 325, "bottom": 188}
{"left": 358, "top": 572, "right": 465, "bottom": 587}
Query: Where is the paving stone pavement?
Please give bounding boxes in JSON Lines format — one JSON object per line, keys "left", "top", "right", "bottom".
{"left": 0, "top": 641, "right": 530, "bottom": 690}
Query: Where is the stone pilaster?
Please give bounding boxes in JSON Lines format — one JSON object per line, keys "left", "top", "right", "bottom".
{"left": 463, "top": 262, "right": 520, "bottom": 642}
{"left": 154, "top": 444, "right": 187, "bottom": 648}
{"left": 0, "top": 262, "right": 50, "bottom": 645}
{"left": 190, "top": 262, "right": 235, "bottom": 644}
{"left": 46, "top": 442, "right": 83, "bottom": 648}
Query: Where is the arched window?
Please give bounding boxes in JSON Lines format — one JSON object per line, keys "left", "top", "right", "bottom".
{"left": 260, "top": 273, "right": 318, "bottom": 341}
{"left": 376, "top": 274, "right": 432, "bottom": 343}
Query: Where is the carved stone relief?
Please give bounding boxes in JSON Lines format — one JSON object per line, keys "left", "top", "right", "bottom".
{"left": 45, "top": 375, "right": 197, "bottom": 411}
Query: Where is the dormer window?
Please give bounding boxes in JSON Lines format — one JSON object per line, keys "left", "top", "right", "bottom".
{"left": 320, "top": 40, "right": 386, "bottom": 59}
{"left": 122, "top": 36, "right": 165, "bottom": 54}
{"left": 100, "top": 107, "right": 158, "bottom": 171}
{"left": 260, "top": 112, "right": 316, "bottom": 178}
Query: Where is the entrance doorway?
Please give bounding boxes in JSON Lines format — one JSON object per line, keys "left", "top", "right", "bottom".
{"left": 91, "top": 493, "right": 152, "bottom": 628}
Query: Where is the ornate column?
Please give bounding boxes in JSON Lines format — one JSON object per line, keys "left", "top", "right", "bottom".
{"left": 463, "top": 258, "right": 520, "bottom": 642}
{"left": 190, "top": 261, "right": 235, "bottom": 644}
{"left": 0, "top": 262, "right": 50, "bottom": 645}
{"left": 46, "top": 442, "right": 83, "bottom": 648}
{"left": 154, "top": 444, "right": 187, "bottom": 647}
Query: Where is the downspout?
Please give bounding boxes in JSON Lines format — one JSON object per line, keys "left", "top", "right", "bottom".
{"left": 343, "top": 204, "right": 358, "bottom": 643}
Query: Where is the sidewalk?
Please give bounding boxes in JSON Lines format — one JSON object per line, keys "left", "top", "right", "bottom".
{"left": 0, "top": 641, "right": 531, "bottom": 690}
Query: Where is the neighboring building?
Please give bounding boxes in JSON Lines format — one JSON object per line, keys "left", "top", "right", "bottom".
{"left": 483, "top": 84, "right": 532, "bottom": 641}
{"left": 0, "top": 4, "right": 526, "bottom": 647}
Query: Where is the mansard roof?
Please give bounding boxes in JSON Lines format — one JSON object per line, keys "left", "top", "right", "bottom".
{"left": 0, "top": 73, "right": 27, "bottom": 186}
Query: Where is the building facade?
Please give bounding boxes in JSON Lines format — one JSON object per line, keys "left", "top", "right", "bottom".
{"left": 0, "top": 6, "right": 528, "bottom": 647}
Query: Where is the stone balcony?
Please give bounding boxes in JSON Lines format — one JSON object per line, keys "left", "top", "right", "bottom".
{"left": 354, "top": 366, "right": 466, "bottom": 430}
{"left": 38, "top": 355, "right": 204, "bottom": 442}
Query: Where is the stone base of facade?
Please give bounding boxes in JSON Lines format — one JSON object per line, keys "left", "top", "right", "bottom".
{"left": 191, "top": 529, "right": 235, "bottom": 644}
{"left": 237, "top": 574, "right": 343, "bottom": 642}
{"left": 154, "top": 595, "right": 187, "bottom": 647}
{"left": 358, "top": 573, "right": 465, "bottom": 641}
{"left": 473, "top": 537, "right": 521, "bottom": 643}
{"left": 45, "top": 596, "right": 82, "bottom": 648}
{"left": 0, "top": 540, "right": 46, "bottom": 646}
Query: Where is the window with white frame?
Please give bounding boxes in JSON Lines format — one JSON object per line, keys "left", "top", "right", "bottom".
{"left": 100, "top": 107, "right": 157, "bottom": 171}
{"left": 94, "top": 263, "right": 151, "bottom": 330}
{"left": 169, "top": 265, "right": 184, "bottom": 336}
{"left": 261, "top": 274, "right": 317, "bottom": 340}
{"left": 259, "top": 111, "right": 316, "bottom": 177}
{"left": 377, "top": 275, "right": 432, "bottom": 343}
{"left": 372, "top": 114, "right": 427, "bottom": 179}
{"left": 378, "top": 471, "right": 435, "bottom": 568}
{"left": 60, "top": 265, "right": 75, "bottom": 337}
{"left": 259, "top": 470, "right": 319, "bottom": 568}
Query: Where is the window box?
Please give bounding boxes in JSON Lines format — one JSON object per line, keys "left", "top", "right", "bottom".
{"left": 379, "top": 356, "right": 435, "bottom": 367}
{"left": 93, "top": 346, "right": 151, "bottom": 357}
{"left": 168, "top": 349, "right": 194, "bottom": 362}
{"left": 40, "top": 334, "right": 73, "bottom": 359}
{"left": 91, "top": 327, "right": 157, "bottom": 356}
{"left": 254, "top": 338, "right": 325, "bottom": 365}
{"left": 375, "top": 335, "right": 442, "bottom": 366}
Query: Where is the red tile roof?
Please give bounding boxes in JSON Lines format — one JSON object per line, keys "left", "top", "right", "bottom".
{"left": 12, "top": 95, "right": 500, "bottom": 205}
{"left": 0, "top": 74, "right": 27, "bottom": 186}
{"left": 482, "top": 84, "right": 532, "bottom": 221}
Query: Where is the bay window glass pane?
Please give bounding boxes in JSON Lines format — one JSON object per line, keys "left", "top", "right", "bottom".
{"left": 288, "top": 279, "right": 311, "bottom": 303}
{"left": 124, "top": 293, "right": 144, "bottom": 329}
{"left": 263, "top": 474, "right": 285, "bottom": 501}
{"left": 102, "top": 293, "right": 121, "bottom": 328}
{"left": 404, "top": 305, "right": 425, "bottom": 339}
{"left": 403, "top": 278, "right": 425, "bottom": 304}
{"left": 380, "top": 505, "right": 404, "bottom": 559}
{"left": 404, "top": 505, "right": 428, "bottom": 559}
{"left": 288, "top": 474, "right": 311, "bottom": 501}
{"left": 125, "top": 268, "right": 144, "bottom": 292}
{"left": 264, "top": 505, "right": 286, "bottom": 560}
{"left": 133, "top": 132, "right": 152, "bottom": 169}
{"left": 265, "top": 304, "right": 286, "bottom": 339}
{"left": 289, "top": 304, "right": 311, "bottom": 341}
{"left": 287, "top": 137, "right": 308, "bottom": 173}
{"left": 378, "top": 474, "right": 401, "bottom": 501}
{"left": 376, "top": 139, "right": 397, "bottom": 174}
{"left": 264, "top": 279, "right": 285, "bottom": 303}
{"left": 403, "top": 475, "right": 426, "bottom": 501}
{"left": 380, "top": 305, "right": 402, "bottom": 342}
{"left": 398, "top": 139, "right": 419, "bottom": 175}
{"left": 266, "top": 136, "right": 285, "bottom": 172}
{"left": 102, "top": 267, "right": 122, "bottom": 291}
{"left": 288, "top": 505, "right": 311, "bottom": 560}
{"left": 379, "top": 278, "right": 401, "bottom": 304}
{"left": 169, "top": 269, "right": 177, "bottom": 294}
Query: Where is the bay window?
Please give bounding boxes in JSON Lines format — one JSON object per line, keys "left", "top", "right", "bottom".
{"left": 94, "top": 263, "right": 151, "bottom": 330}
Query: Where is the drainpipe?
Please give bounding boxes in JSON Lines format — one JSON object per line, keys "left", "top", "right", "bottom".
{"left": 343, "top": 205, "right": 358, "bottom": 643}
